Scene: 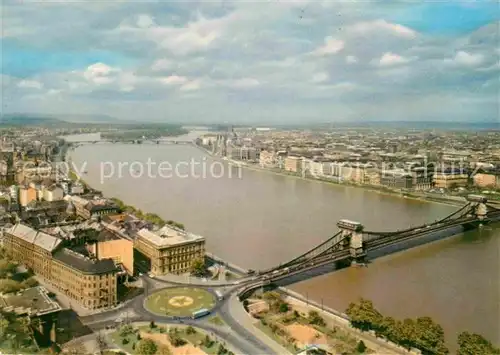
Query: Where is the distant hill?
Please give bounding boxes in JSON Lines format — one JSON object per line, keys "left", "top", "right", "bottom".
{"left": 0, "top": 114, "right": 66, "bottom": 126}
{"left": 57, "top": 114, "right": 122, "bottom": 123}
{"left": 0, "top": 113, "right": 128, "bottom": 126}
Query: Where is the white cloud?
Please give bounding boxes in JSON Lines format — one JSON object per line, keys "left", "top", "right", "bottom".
{"left": 348, "top": 19, "right": 417, "bottom": 39}
{"left": 151, "top": 59, "right": 173, "bottom": 71}
{"left": 118, "top": 12, "right": 241, "bottom": 56}
{"left": 378, "top": 52, "right": 411, "bottom": 66}
{"left": 136, "top": 14, "right": 155, "bottom": 29}
{"left": 83, "top": 63, "right": 119, "bottom": 85}
{"left": 47, "top": 89, "right": 61, "bottom": 95}
{"left": 346, "top": 55, "right": 358, "bottom": 64}
{"left": 227, "top": 78, "right": 260, "bottom": 88}
{"left": 17, "top": 80, "right": 43, "bottom": 90}
{"left": 312, "top": 72, "right": 329, "bottom": 83}
{"left": 159, "top": 75, "right": 188, "bottom": 85}
{"left": 312, "top": 36, "right": 344, "bottom": 55}
{"left": 451, "top": 51, "right": 484, "bottom": 67}
{"left": 180, "top": 80, "right": 201, "bottom": 91}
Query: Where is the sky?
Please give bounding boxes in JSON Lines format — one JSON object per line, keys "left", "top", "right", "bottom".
{"left": 1, "top": 1, "right": 499, "bottom": 124}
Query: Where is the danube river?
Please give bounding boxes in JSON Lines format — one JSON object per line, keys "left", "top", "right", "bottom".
{"left": 68, "top": 134, "right": 499, "bottom": 349}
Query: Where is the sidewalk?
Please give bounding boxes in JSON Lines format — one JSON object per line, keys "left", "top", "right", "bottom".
{"left": 153, "top": 272, "right": 247, "bottom": 287}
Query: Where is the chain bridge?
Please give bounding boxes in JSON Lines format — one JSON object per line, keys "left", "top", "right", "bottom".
{"left": 238, "top": 195, "right": 500, "bottom": 299}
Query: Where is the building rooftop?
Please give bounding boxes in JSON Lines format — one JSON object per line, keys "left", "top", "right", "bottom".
{"left": 0, "top": 286, "right": 62, "bottom": 316}
{"left": 8, "top": 223, "right": 62, "bottom": 252}
{"left": 137, "top": 225, "right": 205, "bottom": 248}
{"left": 53, "top": 248, "right": 118, "bottom": 275}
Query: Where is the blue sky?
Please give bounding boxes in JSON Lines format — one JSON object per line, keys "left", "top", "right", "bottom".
{"left": 1, "top": 1, "right": 499, "bottom": 123}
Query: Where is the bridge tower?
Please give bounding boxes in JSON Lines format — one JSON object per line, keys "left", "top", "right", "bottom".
{"left": 336, "top": 219, "right": 366, "bottom": 264}
{"left": 467, "top": 194, "right": 488, "bottom": 221}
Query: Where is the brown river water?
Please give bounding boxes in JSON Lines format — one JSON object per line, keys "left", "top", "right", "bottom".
{"left": 67, "top": 133, "right": 499, "bottom": 349}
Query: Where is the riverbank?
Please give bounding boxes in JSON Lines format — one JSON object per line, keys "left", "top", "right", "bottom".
{"left": 193, "top": 143, "right": 464, "bottom": 208}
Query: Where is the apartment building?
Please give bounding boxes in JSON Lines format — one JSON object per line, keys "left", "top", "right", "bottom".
{"left": 433, "top": 173, "right": 469, "bottom": 189}
{"left": 284, "top": 156, "right": 303, "bottom": 173}
{"left": 85, "top": 228, "right": 134, "bottom": 277}
{"left": 43, "top": 184, "right": 64, "bottom": 202}
{"left": 259, "top": 150, "right": 277, "bottom": 167}
{"left": 69, "top": 196, "right": 120, "bottom": 220}
{"left": 473, "top": 173, "right": 500, "bottom": 188}
{"left": 134, "top": 225, "right": 205, "bottom": 276}
{"left": 380, "top": 170, "right": 413, "bottom": 189}
{"left": 4, "top": 223, "right": 119, "bottom": 310}
{"left": 19, "top": 184, "right": 38, "bottom": 207}
{"left": 410, "top": 167, "right": 433, "bottom": 191}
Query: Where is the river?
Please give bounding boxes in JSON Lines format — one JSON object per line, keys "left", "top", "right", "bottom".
{"left": 66, "top": 133, "right": 499, "bottom": 350}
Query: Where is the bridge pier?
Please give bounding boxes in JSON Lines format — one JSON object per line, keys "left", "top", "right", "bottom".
{"left": 336, "top": 220, "right": 366, "bottom": 265}
{"left": 467, "top": 195, "right": 489, "bottom": 222}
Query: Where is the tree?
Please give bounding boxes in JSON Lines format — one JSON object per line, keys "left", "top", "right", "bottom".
{"left": 279, "top": 302, "right": 289, "bottom": 313}
{"left": 0, "top": 279, "right": 23, "bottom": 294}
{"left": 0, "top": 260, "right": 17, "bottom": 278}
{"left": 308, "top": 310, "right": 326, "bottom": 327}
{"left": 397, "top": 318, "right": 418, "bottom": 350}
{"left": 413, "top": 316, "right": 448, "bottom": 354}
{"left": 118, "top": 324, "right": 134, "bottom": 337}
{"left": 157, "top": 345, "right": 172, "bottom": 355}
{"left": 263, "top": 291, "right": 287, "bottom": 313}
{"left": 356, "top": 340, "right": 367, "bottom": 353}
{"left": 189, "top": 258, "right": 206, "bottom": 277}
{"left": 22, "top": 277, "right": 38, "bottom": 289}
{"left": 217, "top": 343, "right": 228, "bottom": 355}
{"left": 136, "top": 339, "right": 158, "bottom": 355}
{"left": 149, "top": 320, "right": 156, "bottom": 329}
{"left": 168, "top": 329, "right": 186, "bottom": 347}
{"left": 457, "top": 332, "right": 500, "bottom": 355}
{"left": 0, "top": 317, "right": 9, "bottom": 339}
{"left": 186, "top": 326, "right": 197, "bottom": 335}
{"left": 95, "top": 331, "right": 106, "bottom": 354}
{"left": 346, "top": 298, "right": 383, "bottom": 331}
{"left": 166, "top": 220, "right": 185, "bottom": 230}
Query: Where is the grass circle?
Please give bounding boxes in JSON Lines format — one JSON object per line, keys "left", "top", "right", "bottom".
{"left": 144, "top": 287, "right": 216, "bottom": 317}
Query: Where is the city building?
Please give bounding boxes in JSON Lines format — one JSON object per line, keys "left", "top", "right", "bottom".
{"left": 380, "top": 170, "right": 413, "bottom": 189}
{"left": 364, "top": 169, "right": 381, "bottom": 186}
{"left": 473, "top": 173, "right": 500, "bottom": 188}
{"left": 259, "top": 150, "right": 277, "bottom": 167}
{"left": 85, "top": 227, "right": 134, "bottom": 278}
{"left": 19, "top": 184, "right": 38, "bottom": 207}
{"left": 43, "top": 184, "right": 64, "bottom": 202}
{"left": 410, "top": 167, "right": 433, "bottom": 191}
{"left": 4, "top": 223, "right": 119, "bottom": 310}
{"left": 15, "top": 161, "right": 53, "bottom": 184}
{"left": 433, "top": 172, "right": 469, "bottom": 189}
{"left": 284, "top": 156, "right": 303, "bottom": 173}
{"left": 69, "top": 196, "right": 120, "bottom": 220}
{"left": 134, "top": 225, "right": 205, "bottom": 275}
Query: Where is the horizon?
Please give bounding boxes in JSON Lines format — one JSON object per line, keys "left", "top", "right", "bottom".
{"left": 1, "top": 2, "right": 499, "bottom": 123}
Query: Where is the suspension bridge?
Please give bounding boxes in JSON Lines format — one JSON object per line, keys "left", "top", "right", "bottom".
{"left": 237, "top": 195, "right": 500, "bottom": 299}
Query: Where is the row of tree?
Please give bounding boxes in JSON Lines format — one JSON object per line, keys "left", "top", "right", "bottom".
{"left": 346, "top": 298, "right": 500, "bottom": 355}
{"left": 111, "top": 198, "right": 185, "bottom": 230}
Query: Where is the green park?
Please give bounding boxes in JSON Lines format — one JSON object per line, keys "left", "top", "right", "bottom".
{"left": 144, "top": 287, "right": 216, "bottom": 317}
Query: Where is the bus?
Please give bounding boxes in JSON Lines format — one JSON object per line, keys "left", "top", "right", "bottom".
{"left": 192, "top": 308, "right": 210, "bottom": 319}
{"left": 215, "top": 290, "right": 224, "bottom": 301}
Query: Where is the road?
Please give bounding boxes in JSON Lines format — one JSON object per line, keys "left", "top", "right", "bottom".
{"left": 80, "top": 276, "right": 279, "bottom": 355}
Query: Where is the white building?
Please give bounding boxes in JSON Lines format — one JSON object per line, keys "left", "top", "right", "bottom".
{"left": 44, "top": 185, "right": 64, "bottom": 202}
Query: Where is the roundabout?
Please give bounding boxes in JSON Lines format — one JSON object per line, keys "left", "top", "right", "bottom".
{"left": 144, "top": 287, "right": 217, "bottom": 317}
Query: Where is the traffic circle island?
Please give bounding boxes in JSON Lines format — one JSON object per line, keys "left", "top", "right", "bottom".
{"left": 144, "top": 287, "right": 217, "bottom": 318}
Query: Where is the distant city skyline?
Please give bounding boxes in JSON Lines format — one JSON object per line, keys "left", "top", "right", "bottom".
{"left": 1, "top": 2, "right": 499, "bottom": 123}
